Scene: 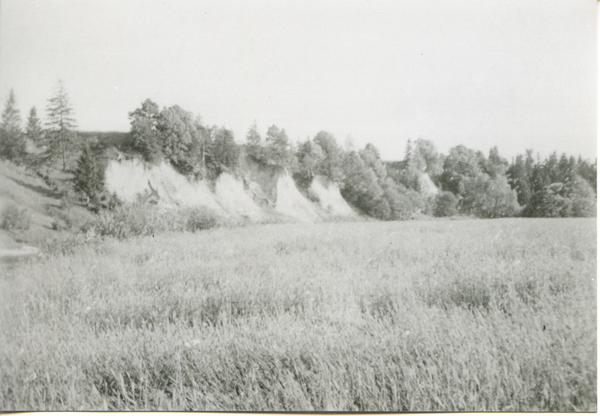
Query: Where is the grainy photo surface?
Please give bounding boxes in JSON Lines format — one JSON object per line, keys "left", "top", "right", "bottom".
{"left": 0, "top": 0, "right": 596, "bottom": 411}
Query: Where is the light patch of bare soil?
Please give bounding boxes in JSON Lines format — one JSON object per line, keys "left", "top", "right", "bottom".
{"left": 308, "top": 175, "right": 356, "bottom": 217}
{"left": 105, "top": 159, "right": 226, "bottom": 215}
{"left": 215, "top": 173, "right": 266, "bottom": 222}
{"left": 106, "top": 158, "right": 358, "bottom": 223}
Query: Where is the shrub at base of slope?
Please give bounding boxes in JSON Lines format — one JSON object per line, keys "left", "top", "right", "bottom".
{"left": 92, "top": 203, "right": 222, "bottom": 240}
{"left": 1, "top": 202, "right": 31, "bottom": 231}
{"left": 433, "top": 191, "right": 459, "bottom": 218}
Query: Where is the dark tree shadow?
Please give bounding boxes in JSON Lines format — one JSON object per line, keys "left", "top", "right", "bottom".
{"left": 9, "top": 177, "right": 63, "bottom": 200}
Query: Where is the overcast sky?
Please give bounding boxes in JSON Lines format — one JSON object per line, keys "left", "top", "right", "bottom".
{"left": 0, "top": 0, "right": 596, "bottom": 161}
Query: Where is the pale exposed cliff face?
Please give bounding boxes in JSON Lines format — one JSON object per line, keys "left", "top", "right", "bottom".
{"left": 417, "top": 173, "right": 439, "bottom": 196}
{"left": 238, "top": 157, "right": 282, "bottom": 208}
{"left": 105, "top": 157, "right": 357, "bottom": 223}
{"left": 104, "top": 159, "right": 225, "bottom": 214}
{"left": 308, "top": 175, "right": 356, "bottom": 216}
{"left": 214, "top": 172, "right": 266, "bottom": 222}
{"left": 275, "top": 172, "right": 321, "bottom": 222}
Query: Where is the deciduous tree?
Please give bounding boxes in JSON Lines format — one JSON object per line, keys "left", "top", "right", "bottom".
{"left": 314, "top": 131, "right": 344, "bottom": 184}
{"left": 158, "top": 105, "right": 207, "bottom": 176}
{"left": 129, "top": 99, "right": 162, "bottom": 163}
{"left": 211, "top": 127, "right": 239, "bottom": 172}
{"left": 294, "top": 139, "right": 325, "bottom": 188}
{"left": 266, "top": 125, "right": 293, "bottom": 166}
{"left": 568, "top": 175, "right": 597, "bottom": 217}
{"left": 341, "top": 150, "right": 390, "bottom": 219}
{"left": 433, "top": 191, "right": 459, "bottom": 217}
{"left": 439, "top": 145, "right": 481, "bottom": 195}
{"left": 460, "top": 173, "right": 520, "bottom": 218}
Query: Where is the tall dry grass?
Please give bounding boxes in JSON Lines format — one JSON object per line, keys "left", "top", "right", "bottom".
{"left": 0, "top": 218, "right": 596, "bottom": 411}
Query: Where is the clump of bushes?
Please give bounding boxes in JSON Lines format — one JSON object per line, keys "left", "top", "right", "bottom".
{"left": 1, "top": 203, "right": 30, "bottom": 230}
{"left": 48, "top": 205, "right": 97, "bottom": 233}
{"left": 184, "top": 206, "right": 220, "bottom": 232}
{"left": 433, "top": 191, "right": 458, "bottom": 217}
{"left": 92, "top": 203, "right": 221, "bottom": 240}
{"left": 523, "top": 176, "right": 596, "bottom": 218}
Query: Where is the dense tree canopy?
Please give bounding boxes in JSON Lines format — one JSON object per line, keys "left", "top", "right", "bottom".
{"left": 245, "top": 124, "right": 296, "bottom": 168}
{"left": 339, "top": 143, "right": 416, "bottom": 220}
{"left": 439, "top": 145, "right": 481, "bottom": 195}
{"left": 35, "top": 90, "right": 596, "bottom": 221}
{"left": 433, "top": 191, "right": 459, "bottom": 217}
{"left": 244, "top": 122, "right": 270, "bottom": 165}
{"left": 265, "top": 125, "right": 296, "bottom": 167}
{"left": 7, "top": 83, "right": 590, "bottom": 221}
{"left": 384, "top": 139, "right": 595, "bottom": 219}
{"left": 158, "top": 105, "right": 208, "bottom": 176}
{"left": 509, "top": 151, "right": 596, "bottom": 218}
{"left": 294, "top": 139, "right": 325, "bottom": 188}
{"left": 211, "top": 126, "right": 239, "bottom": 173}
{"left": 459, "top": 173, "right": 520, "bottom": 218}
{"left": 128, "top": 100, "right": 217, "bottom": 178}
{"left": 506, "top": 152, "right": 534, "bottom": 206}
{"left": 341, "top": 150, "right": 389, "bottom": 219}
{"left": 129, "top": 99, "right": 163, "bottom": 164}
{"left": 1, "top": 76, "right": 594, "bottom": 222}
{"left": 313, "top": 131, "right": 345, "bottom": 184}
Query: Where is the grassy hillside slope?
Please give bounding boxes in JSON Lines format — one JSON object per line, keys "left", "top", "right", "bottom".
{"left": 0, "top": 161, "right": 95, "bottom": 260}
{"left": 1, "top": 218, "right": 596, "bottom": 411}
{"left": 0, "top": 161, "right": 60, "bottom": 242}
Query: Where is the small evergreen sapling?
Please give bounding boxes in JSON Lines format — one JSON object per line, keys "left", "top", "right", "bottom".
{"left": 72, "top": 144, "right": 106, "bottom": 208}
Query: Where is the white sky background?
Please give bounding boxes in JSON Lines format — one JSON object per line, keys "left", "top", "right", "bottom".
{"left": 0, "top": 0, "right": 596, "bottom": 161}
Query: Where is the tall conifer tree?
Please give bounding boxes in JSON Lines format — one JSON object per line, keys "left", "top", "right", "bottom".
{"left": 46, "top": 80, "right": 77, "bottom": 171}
{"left": 0, "top": 89, "right": 25, "bottom": 162}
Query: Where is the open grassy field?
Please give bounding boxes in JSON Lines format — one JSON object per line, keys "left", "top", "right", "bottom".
{"left": 0, "top": 218, "right": 596, "bottom": 411}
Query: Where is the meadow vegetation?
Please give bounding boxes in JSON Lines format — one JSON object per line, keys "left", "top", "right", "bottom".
{"left": 1, "top": 218, "right": 596, "bottom": 411}
{"left": 92, "top": 203, "right": 221, "bottom": 240}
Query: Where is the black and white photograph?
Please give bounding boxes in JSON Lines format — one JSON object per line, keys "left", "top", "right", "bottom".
{"left": 0, "top": 0, "right": 596, "bottom": 411}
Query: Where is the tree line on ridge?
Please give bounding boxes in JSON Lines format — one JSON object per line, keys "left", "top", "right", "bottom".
{"left": 1, "top": 87, "right": 596, "bottom": 219}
